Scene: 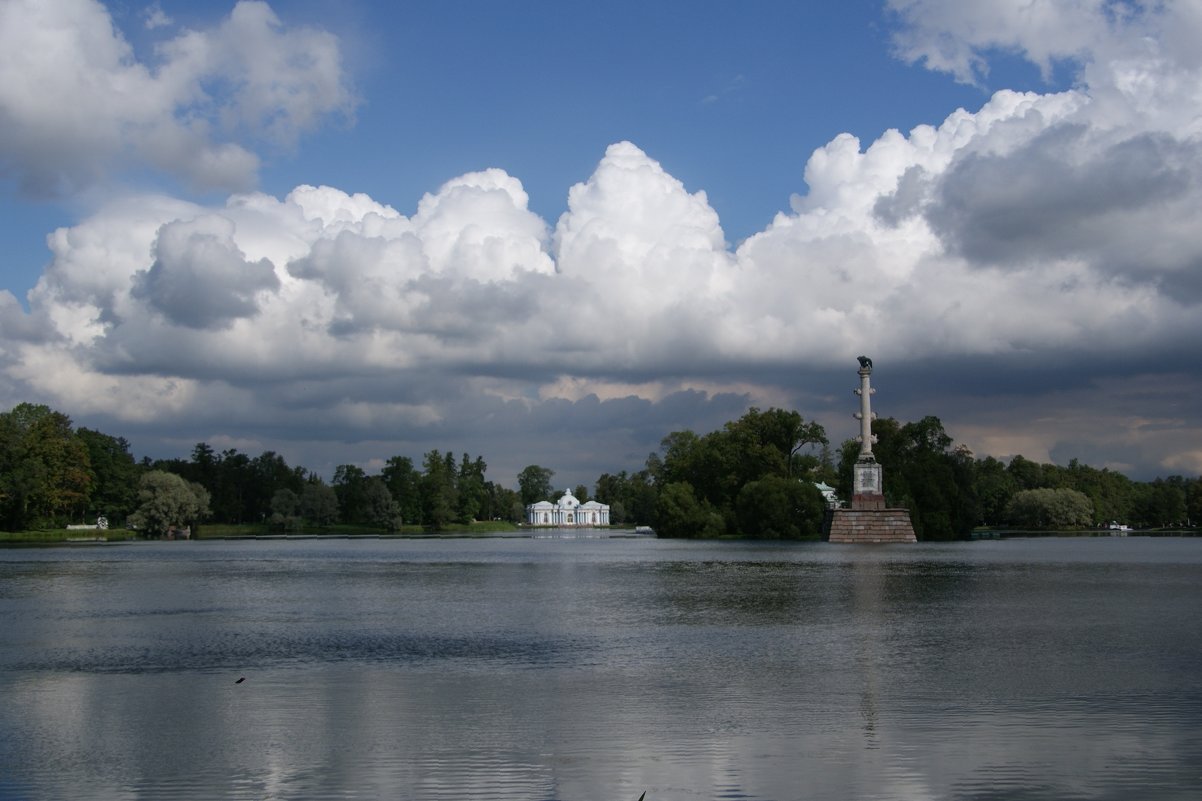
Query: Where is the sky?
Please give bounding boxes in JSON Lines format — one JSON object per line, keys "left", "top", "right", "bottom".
{"left": 2, "top": 0, "right": 1201, "bottom": 491}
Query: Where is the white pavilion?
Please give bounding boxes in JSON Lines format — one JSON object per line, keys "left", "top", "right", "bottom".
{"left": 525, "top": 489, "right": 610, "bottom": 527}
{"left": 814, "top": 481, "right": 842, "bottom": 509}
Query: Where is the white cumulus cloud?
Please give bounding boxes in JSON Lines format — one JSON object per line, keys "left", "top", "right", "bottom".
{"left": 132, "top": 215, "right": 280, "bottom": 329}
{"left": 0, "top": 0, "right": 354, "bottom": 196}
{"left": 2, "top": 1, "right": 1201, "bottom": 482}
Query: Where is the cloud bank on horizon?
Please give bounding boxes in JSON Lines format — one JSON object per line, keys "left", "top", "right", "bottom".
{"left": 1, "top": 0, "right": 1200, "bottom": 485}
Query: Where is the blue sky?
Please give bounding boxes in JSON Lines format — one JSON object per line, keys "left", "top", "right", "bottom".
{"left": 4, "top": 0, "right": 1010, "bottom": 287}
{"left": 2, "top": 0, "right": 1199, "bottom": 490}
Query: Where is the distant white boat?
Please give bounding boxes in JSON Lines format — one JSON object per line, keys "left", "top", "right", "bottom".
{"left": 1106, "top": 521, "right": 1132, "bottom": 534}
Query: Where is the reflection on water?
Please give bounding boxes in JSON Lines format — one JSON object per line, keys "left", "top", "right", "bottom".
{"left": 2, "top": 538, "right": 1201, "bottom": 800}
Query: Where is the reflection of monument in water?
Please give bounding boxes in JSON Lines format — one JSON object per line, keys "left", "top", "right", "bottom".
{"left": 825, "top": 356, "right": 917, "bottom": 543}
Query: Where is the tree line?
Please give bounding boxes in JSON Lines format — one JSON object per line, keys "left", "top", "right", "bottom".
{"left": 0, "top": 403, "right": 525, "bottom": 535}
{"left": 597, "top": 410, "right": 1198, "bottom": 538}
{"left": 2, "top": 402, "right": 1199, "bottom": 538}
{"left": 834, "top": 415, "right": 1199, "bottom": 537}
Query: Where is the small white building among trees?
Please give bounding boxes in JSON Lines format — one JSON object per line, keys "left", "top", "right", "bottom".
{"left": 526, "top": 489, "right": 610, "bottom": 527}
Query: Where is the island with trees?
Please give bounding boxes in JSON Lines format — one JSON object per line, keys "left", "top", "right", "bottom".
{"left": 1, "top": 402, "right": 1198, "bottom": 541}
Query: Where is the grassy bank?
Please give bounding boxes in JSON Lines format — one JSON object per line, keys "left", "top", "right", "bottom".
{"left": 195, "top": 520, "right": 524, "bottom": 538}
{"left": 971, "top": 526, "right": 1200, "bottom": 538}
{"left": 3, "top": 519, "right": 525, "bottom": 543}
{"left": 0, "top": 529, "right": 138, "bottom": 543}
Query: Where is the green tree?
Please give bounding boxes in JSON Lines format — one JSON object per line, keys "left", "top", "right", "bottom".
{"left": 973, "top": 455, "right": 1017, "bottom": 526}
{"left": 485, "top": 483, "right": 521, "bottom": 522}
{"left": 421, "top": 450, "right": 457, "bottom": 529}
{"left": 300, "top": 481, "right": 339, "bottom": 526}
{"left": 189, "top": 442, "right": 216, "bottom": 486}
{"left": 332, "top": 464, "right": 368, "bottom": 523}
{"left": 269, "top": 487, "right": 302, "bottom": 531}
{"left": 1132, "top": 479, "right": 1187, "bottom": 528}
{"left": 76, "top": 428, "right": 141, "bottom": 525}
{"left": 271, "top": 488, "right": 299, "bottom": 516}
{"left": 657, "top": 430, "right": 703, "bottom": 485}
{"left": 656, "top": 482, "right": 723, "bottom": 538}
{"left": 723, "top": 407, "right": 827, "bottom": 483}
{"left": 196, "top": 447, "right": 254, "bottom": 523}
{"left": 363, "top": 476, "right": 403, "bottom": 530}
{"left": 735, "top": 476, "right": 825, "bottom": 539}
{"left": 248, "top": 451, "right": 306, "bottom": 522}
{"left": 158, "top": 444, "right": 301, "bottom": 524}
{"left": 652, "top": 407, "right": 826, "bottom": 536}
{"left": 595, "top": 471, "right": 636, "bottom": 524}
{"left": 596, "top": 468, "right": 657, "bottom": 526}
{"left": 457, "top": 454, "right": 487, "bottom": 523}
{"left": 508, "top": 494, "right": 526, "bottom": 523}
{"left": 594, "top": 472, "right": 625, "bottom": 504}
{"left": 811, "top": 443, "right": 839, "bottom": 486}
{"left": 382, "top": 455, "right": 422, "bottom": 525}
{"left": 1059, "top": 458, "right": 1135, "bottom": 525}
{"left": 129, "top": 470, "right": 210, "bottom": 536}
{"left": 897, "top": 416, "right": 976, "bottom": 540}
{"left": 1004, "top": 488, "right": 1093, "bottom": 529}
{"left": 1007, "top": 455, "right": 1047, "bottom": 490}
{"left": 626, "top": 470, "right": 659, "bottom": 526}
{"left": 1187, "top": 477, "right": 1202, "bottom": 526}
{"left": 0, "top": 403, "right": 93, "bottom": 529}
{"left": 517, "top": 464, "right": 555, "bottom": 506}
{"left": 228, "top": 449, "right": 257, "bottom": 522}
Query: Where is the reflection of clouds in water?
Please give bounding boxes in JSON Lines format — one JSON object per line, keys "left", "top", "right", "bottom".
{"left": 2, "top": 540, "right": 1201, "bottom": 800}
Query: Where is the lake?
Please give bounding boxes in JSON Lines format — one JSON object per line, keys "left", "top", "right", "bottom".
{"left": 2, "top": 535, "right": 1200, "bottom": 801}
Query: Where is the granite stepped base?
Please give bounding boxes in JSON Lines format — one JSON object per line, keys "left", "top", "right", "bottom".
{"left": 826, "top": 509, "right": 917, "bottom": 543}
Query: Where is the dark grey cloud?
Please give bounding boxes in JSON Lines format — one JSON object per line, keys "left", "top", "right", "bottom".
{"left": 132, "top": 218, "right": 280, "bottom": 329}
{"left": 925, "top": 126, "right": 1202, "bottom": 300}
{"left": 391, "top": 275, "right": 536, "bottom": 342}
{"left": 0, "top": 292, "right": 57, "bottom": 344}
{"left": 408, "top": 388, "right": 755, "bottom": 488}
{"left": 873, "top": 164, "right": 932, "bottom": 227}
{"left": 62, "top": 381, "right": 758, "bottom": 492}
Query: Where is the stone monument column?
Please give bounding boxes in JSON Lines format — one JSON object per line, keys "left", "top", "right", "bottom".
{"left": 854, "top": 359, "right": 876, "bottom": 459}
{"left": 825, "top": 356, "right": 916, "bottom": 543}
{"left": 852, "top": 356, "right": 884, "bottom": 511}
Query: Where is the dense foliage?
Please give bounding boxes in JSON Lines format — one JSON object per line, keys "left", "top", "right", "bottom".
{"left": 1004, "top": 488, "right": 1094, "bottom": 529}
{"left": 128, "top": 471, "right": 211, "bottom": 536}
{"left": 0, "top": 404, "right": 93, "bottom": 530}
{"left": 645, "top": 407, "right": 831, "bottom": 538}
{"left": 827, "top": 417, "right": 1200, "bottom": 538}
{"left": 835, "top": 416, "right": 977, "bottom": 540}
{"left": 1, "top": 402, "right": 1199, "bottom": 538}
{"left": 0, "top": 404, "right": 523, "bottom": 533}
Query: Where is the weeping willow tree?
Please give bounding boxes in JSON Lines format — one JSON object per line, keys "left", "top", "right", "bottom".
{"left": 129, "top": 470, "right": 210, "bottom": 536}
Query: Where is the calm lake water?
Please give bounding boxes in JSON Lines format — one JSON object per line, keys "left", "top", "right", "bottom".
{"left": 2, "top": 535, "right": 1200, "bottom": 801}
